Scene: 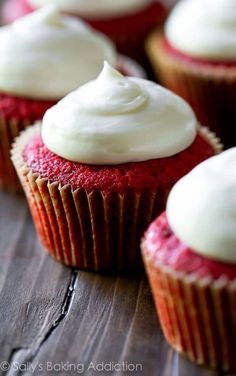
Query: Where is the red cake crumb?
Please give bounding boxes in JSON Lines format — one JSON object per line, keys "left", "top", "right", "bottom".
{"left": 0, "top": 93, "right": 56, "bottom": 121}
{"left": 23, "top": 132, "right": 215, "bottom": 194}
{"left": 143, "top": 212, "right": 236, "bottom": 280}
{"left": 83, "top": 3, "right": 166, "bottom": 40}
{"left": 163, "top": 39, "right": 236, "bottom": 68}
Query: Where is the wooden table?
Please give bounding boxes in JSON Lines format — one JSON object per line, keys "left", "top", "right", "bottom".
{"left": 0, "top": 191, "right": 231, "bottom": 376}
{"left": 0, "top": 2, "right": 233, "bottom": 373}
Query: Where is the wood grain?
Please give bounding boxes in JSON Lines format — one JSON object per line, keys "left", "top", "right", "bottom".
{"left": 0, "top": 191, "right": 231, "bottom": 376}
{"left": 0, "top": 2, "right": 232, "bottom": 373}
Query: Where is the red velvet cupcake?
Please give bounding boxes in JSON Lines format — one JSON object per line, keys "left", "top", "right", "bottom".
{"left": 142, "top": 149, "right": 236, "bottom": 371}
{"left": 146, "top": 0, "right": 236, "bottom": 148}
{"left": 2, "top": 0, "right": 167, "bottom": 64}
{"left": 0, "top": 6, "right": 145, "bottom": 192}
{"left": 12, "top": 63, "right": 221, "bottom": 273}
{"left": 0, "top": 95, "right": 56, "bottom": 191}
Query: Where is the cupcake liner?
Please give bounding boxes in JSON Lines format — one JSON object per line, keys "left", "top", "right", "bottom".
{"left": 0, "top": 114, "right": 32, "bottom": 192}
{"left": 146, "top": 30, "right": 236, "bottom": 148}
{"left": 12, "top": 125, "right": 160, "bottom": 273}
{"left": 197, "top": 125, "right": 222, "bottom": 154}
{"left": 12, "top": 124, "right": 221, "bottom": 273}
{"left": 83, "top": 2, "right": 167, "bottom": 65}
{"left": 141, "top": 250, "right": 236, "bottom": 372}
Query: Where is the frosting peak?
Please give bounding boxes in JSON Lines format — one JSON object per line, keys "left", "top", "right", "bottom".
{"left": 167, "top": 148, "right": 236, "bottom": 264}
{"left": 0, "top": 7, "right": 116, "bottom": 99}
{"left": 165, "top": 0, "right": 236, "bottom": 61}
{"left": 75, "top": 62, "right": 148, "bottom": 115}
{"left": 42, "top": 63, "right": 197, "bottom": 165}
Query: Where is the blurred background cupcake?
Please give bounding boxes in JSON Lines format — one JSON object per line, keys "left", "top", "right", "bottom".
{"left": 142, "top": 148, "right": 236, "bottom": 372}
{"left": 12, "top": 63, "right": 220, "bottom": 273}
{"left": 1, "top": 0, "right": 168, "bottom": 64}
{"left": 146, "top": 0, "right": 236, "bottom": 148}
{"left": 0, "top": 6, "right": 144, "bottom": 192}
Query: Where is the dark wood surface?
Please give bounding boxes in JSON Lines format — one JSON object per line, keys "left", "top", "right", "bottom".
{"left": 0, "top": 2, "right": 232, "bottom": 374}
{"left": 0, "top": 191, "right": 231, "bottom": 376}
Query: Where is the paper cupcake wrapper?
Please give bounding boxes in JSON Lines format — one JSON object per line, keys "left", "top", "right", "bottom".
{"left": 12, "top": 125, "right": 159, "bottom": 273}
{"left": 87, "top": 4, "right": 167, "bottom": 65}
{"left": 142, "top": 249, "right": 236, "bottom": 372}
{"left": 111, "top": 31, "right": 151, "bottom": 65}
{"left": 197, "top": 125, "right": 222, "bottom": 155}
{"left": 12, "top": 124, "right": 221, "bottom": 272}
{"left": 0, "top": 115, "right": 33, "bottom": 192}
{"left": 146, "top": 30, "right": 236, "bottom": 148}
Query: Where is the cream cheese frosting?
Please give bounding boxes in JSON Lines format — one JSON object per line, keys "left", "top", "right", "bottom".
{"left": 0, "top": 6, "right": 116, "bottom": 99}
{"left": 28, "top": 0, "right": 153, "bottom": 19}
{"left": 42, "top": 62, "right": 197, "bottom": 165}
{"left": 165, "top": 0, "right": 236, "bottom": 60}
{"left": 167, "top": 148, "right": 236, "bottom": 264}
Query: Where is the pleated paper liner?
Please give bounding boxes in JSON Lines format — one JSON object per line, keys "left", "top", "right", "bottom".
{"left": 141, "top": 249, "right": 236, "bottom": 372}
{"left": 0, "top": 115, "right": 33, "bottom": 192}
{"left": 12, "top": 124, "right": 222, "bottom": 273}
{"left": 11, "top": 125, "right": 157, "bottom": 273}
{"left": 81, "top": 2, "right": 167, "bottom": 66}
{"left": 146, "top": 29, "right": 236, "bottom": 148}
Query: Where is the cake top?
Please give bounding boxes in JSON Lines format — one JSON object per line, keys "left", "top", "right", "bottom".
{"left": 0, "top": 6, "right": 116, "bottom": 99}
{"left": 167, "top": 148, "right": 236, "bottom": 264}
{"left": 42, "top": 62, "right": 197, "bottom": 165}
{"left": 165, "top": 0, "right": 236, "bottom": 61}
{"left": 28, "top": 0, "right": 153, "bottom": 19}
{"left": 23, "top": 131, "right": 214, "bottom": 193}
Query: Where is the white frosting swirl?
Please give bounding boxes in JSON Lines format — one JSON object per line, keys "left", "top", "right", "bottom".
{"left": 42, "top": 62, "right": 197, "bottom": 165}
{"left": 165, "top": 0, "right": 236, "bottom": 60}
{"left": 167, "top": 148, "right": 236, "bottom": 264}
{"left": 28, "top": 0, "right": 153, "bottom": 19}
{"left": 0, "top": 6, "right": 116, "bottom": 99}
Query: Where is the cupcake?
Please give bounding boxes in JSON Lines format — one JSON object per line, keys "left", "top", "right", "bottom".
{"left": 142, "top": 148, "right": 236, "bottom": 371}
{"left": 2, "top": 0, "right": 167, "bottom": 64}
{"left": 12, "top": 62, "right": 221, "bottom": 273}
{"left": 146, "top": 0, "right": 236, "bottom": 148}
{"left": 0, "top": 6, "right": 144, "bottom": 192}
